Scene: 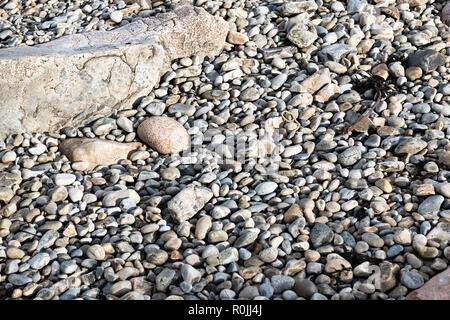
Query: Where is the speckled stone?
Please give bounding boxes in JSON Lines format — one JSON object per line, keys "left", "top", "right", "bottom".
{"left": 137, "top": 116, "right": 190, "bottom": 154}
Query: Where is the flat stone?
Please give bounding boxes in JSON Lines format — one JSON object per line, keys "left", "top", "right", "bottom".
{"left": 338, "top": 147, "right": 362, "bottom": 166}
{"left": 181, "top": 264, "right": 202, "bottom": 284}
{"left": 394, "top": 137, "right": 427, "bottom": 155}
{"left": 86, "top": 244, "right": 106, "bottom": 260}
{"left": 427, "top": 222, "right": 450, "bottom": 242}
{"left": 0, "top": 172, "right": 22, "bottom": 188}
{"left": 0, "top": 7, "right": 228, "bottom": 140}
{"left": 418, "top": 195, "right": 444, "bottom": 218}
{"left": 318, "top": 44, "right": 357, "bottom": 62}
{"left": 54, "top": 173, "right": 76, "bottom": 186}
{"left": 279, "top": 1, "right": 318, "bottom": 16}
{"left": 29, "top": 252, "right": 50, "bottom": 270}
{"left": 407, "top": 50, "right": 446, "bottom": 73}
{"left": 298, "top": 68, "right": 331, "bottom": 93}
{"left": 271, "top": 275, "right": 295, "bottom": 294}
{"left": 294, "top": 278, "right": 317, "bottom": 299}
{"left": 60, "top": 138, "right": 141, "bottom": 170}
{"left": 103, "top": 189, "right": 140, "bottom": 207}
{"left": 219, "top": 247, "right": 239, "bottom": 265}
{"left": 234, "top": 230, "right": 258, "bottom": 248}
{"left": 401, "top": 271, "right": 424, "bottom": 290}
{"left": 255, "top": 181, "right": 278, "bottom": 196}
{"left": 310, "top": 222, "right": 334, "bottom": 248}
{"left": 167, "top": 185, "right": 213, "bottom": 223}
{"left": 287, "top": 18, "right": 318, "bottom": 48}
{"left": 8, "top": 274, "right": 32, "bottom": 286}
{"left": 110, "top": 280, "right": 132, "bottom": 297}
{"left": 0, "top": 187, "right": 14, "bottom": 203}
{"left": 156, "top": 268, "right": 176, "bottom": 292}
{"left": 361, "top": 233, "right": 384, "bottom": 248}
{"left": 227, "top": 31, "right": 249, "bottom": 45}
{"left": 137, "top": 116, "right": 189, "bottom": 154}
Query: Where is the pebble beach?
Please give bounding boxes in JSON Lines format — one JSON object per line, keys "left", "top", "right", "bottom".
{"left": 0, "top": 0, "right": 449, "bottom": 300}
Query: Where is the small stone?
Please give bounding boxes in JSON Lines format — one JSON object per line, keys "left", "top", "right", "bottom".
{"left": 255, "top": 181, "right": 278, "bottom": 196}
{"left": 338, "top": 147, "right": 362, "bottom": 166}
{"left": 54, "top": 173, "right": 76, "bottom": 186}
{"left": 117, "top": 117, "right": 134, "bottom": 133}
{"left": 442, "top": 3, "right": 450, "bottom": 25}
{"left": 287, "top": 19, "right": 318, "bottom": 48}
{"left": 427, "top": 222, "right": 450, "bottom": 242}
{"left": 310, "top": 223, "right": 334, "bottom": 248}
{"left": 160, "top": 167, "right": 180, "bottom": 180}
{"left": 294, "top": 278, "right": 317, "bottom": 299}
{"left": 219, "top": 248, "right": 239, "bottom": 265}
{"left": 6, "top": 247, "right": 25, "bottom": 259}
{"left": 284, "top": 204, "right": 303, "bottom": 223}
{"left": 401, "top": 272, "right": 424, "bottom": 290}
{"left": 259, "top": 247, "right": 278, "bottom": 263}
{"left": 395, "top": 138, "right": 427, "bottom": 155}
{"left": 86, "top": 244, "right": 105, "bottom": 261}
{"left": 319, "top": 44, "right": 357, "bottom": 62}
{"left": 406, "top": 67, "right": 423, "bottom": 81}
{"left": 271, "top": 275, "right": 295, "bottom": 294}
{"left": 407, "top": 50, "right": 446, "bottom": 73}
{"left": 259, "top": 283, "right": 274, "bottom": 298}
{"left": 0, "top": 187, "right": 14, "bottom": 203}
{"left": 418, "top": 195, "right": 444, "bottom": 218}
{"left": 103, "top": 189, "right": 140, "bottom": 207}
{"left": 227, "top": 31, "right": 248, "bottom": 44}
{"left": 29, "top": 253, "right": 50, "bottom": 270}
{"left": 195, "top": 216, "right": 212, "bottom": 240}
{"left": 167, "top": 186, "right": 213, "bottom": 223}
{"left": 110, "top": 11, "right": 123, "bottom": 23}
{"left": 361, "top": 233, "right": 384, "bottom": 248}
{"left": 146, "top": 249, "right": 168, "bottom": 265}
{"left": 110, "top": 280, "right": 132, "bottom": 297}
{"left": 181, "top": 264, "right": 202, "bottom": 284}
{"left": 394, "top": 228, "right": 412, "bottom": 245}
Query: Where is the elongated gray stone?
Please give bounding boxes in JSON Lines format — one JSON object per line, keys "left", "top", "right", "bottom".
{"left": 0, "top": 6, "right": 228, "bottom": 140}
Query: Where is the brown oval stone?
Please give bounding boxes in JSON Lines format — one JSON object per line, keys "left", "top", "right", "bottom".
{"left": 137, "top": 116, "right": 189, "bottom": 154}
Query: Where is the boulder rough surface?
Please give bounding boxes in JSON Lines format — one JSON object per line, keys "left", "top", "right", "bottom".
{"left": 0, "top": 6, "right": 228, "bottom": 140}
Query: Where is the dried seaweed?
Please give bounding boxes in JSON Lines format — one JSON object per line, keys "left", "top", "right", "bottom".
{"left": 344, "top": 75, "right": 388, "bottom": 134}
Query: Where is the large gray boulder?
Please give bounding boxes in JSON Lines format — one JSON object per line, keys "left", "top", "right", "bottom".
{"left": 0, "top": 6, "right": 228, "bottom": 140}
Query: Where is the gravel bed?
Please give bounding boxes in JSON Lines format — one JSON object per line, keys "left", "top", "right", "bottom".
{"left": 0, "top": 0, "right": 449, "bottom": 300}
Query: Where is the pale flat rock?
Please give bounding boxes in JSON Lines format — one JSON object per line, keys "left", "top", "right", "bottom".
{"left": 59, "top": 138, "right": 142, "bottom": 170}
{"left": 406, "top": 267, "right": 450, "bottom": 300}
{"left": 0, "top": 6, "right": 228, "bottom": 140}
